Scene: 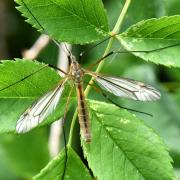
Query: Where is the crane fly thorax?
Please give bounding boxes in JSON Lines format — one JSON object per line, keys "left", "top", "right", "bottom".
{"left": 70, "top": 60, "right": 83, "bottom": 85}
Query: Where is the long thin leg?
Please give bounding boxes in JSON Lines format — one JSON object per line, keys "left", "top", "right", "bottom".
{"left": 12, "top": 59, "right": 67, "bottom": 75}
{"left": 79, "top": 31, "right": 122, "bottom": 60}
{"left": 0, "top": 64, "right": 48, "bottom": 92}
{"left": 87, "top": 42, "right": 180, "bottom": 70}
{"left": 0, "top": 62, "right": 67, "bottom": 93}
{"left": 79, "top": 35, "right": 113, "bottom": 59}
{"left": 61, "top": 83, "right": 75, "bottom": 180}
{"left": 62, "top": 83, "right": 75, "bottom": 124}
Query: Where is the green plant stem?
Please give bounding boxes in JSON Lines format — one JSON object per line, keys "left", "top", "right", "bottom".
{"left": 67, "top": 0, "right": 131, "bottom": 147}
{"left": 112, "top": 0, "right": 131, "bottom": 33}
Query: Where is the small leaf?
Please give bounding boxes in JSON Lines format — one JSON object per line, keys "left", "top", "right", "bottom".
{"left": 118, "top": 15, "right": 180, "bottom": 67}
{"left": 82, "top": 100, "right": 174, "bottom": 180}
{"left": 0, "top": 60, "right": 69, "bottom": 133}
{"left": 15, "top": 0, "right": 109, "bottom": 44}
{"left": 34, "top": 147, "right": 93, "bottom": 180}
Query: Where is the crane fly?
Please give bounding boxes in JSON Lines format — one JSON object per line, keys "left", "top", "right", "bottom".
{"left": 13, "top": 0, "right": 179, "bottom": 142}
{"left": 15, "top": 50, "right": 161, "bottom": 142}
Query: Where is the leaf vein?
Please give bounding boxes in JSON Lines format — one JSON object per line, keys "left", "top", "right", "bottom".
{"left": 143, "top": 21, "right": 180, "bottom": 38}
{"left": 49, "top": 0, "right": 107, "bottom": 35}
{"left": 93, "top": 111, "right": 145, "bottom": 179}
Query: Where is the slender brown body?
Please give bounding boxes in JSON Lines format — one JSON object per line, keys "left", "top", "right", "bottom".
{"left": 76, "top": 84, "right": 91, "bottom": 142}
{"left": 70, "top": 58, "right": 91, "bottom": 142}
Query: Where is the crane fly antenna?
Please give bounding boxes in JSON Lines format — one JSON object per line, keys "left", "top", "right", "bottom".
{"left": 87, "top": 42, "right": 180, "bottom": 70}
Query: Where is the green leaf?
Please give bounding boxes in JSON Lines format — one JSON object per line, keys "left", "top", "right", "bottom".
{"left": 15, "top": 0, "right": 109, "bottom": 44}
{"left": 34, "top": 147, "right": 92, "bottom": 180}
{"left": 0, "top": 59, "right": 61, "bottom": 97}
{"left": 0, "top": 59, "right": 68, "bottom": 133}
{"left": 82, "top": 100, "right": 174, "bottom": 180}
{"left": 118, "top": 15, "right": 180, "bottom": 67}
{"left": 0, "top": 129, "right": 49, "bottom": 178}
{"left": 120, "top": 65, "right": 180, "bottom": 157}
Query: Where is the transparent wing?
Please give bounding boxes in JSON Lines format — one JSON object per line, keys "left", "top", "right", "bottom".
{"left": 16, "top": 82, "right": 65, "bottom": 133}
{"left": 93, "top": 75, "right": 161, "bottom": 101}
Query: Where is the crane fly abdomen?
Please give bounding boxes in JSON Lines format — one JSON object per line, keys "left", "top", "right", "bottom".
{"left": 76, "top": 84, "right": 91, "bottom": 142}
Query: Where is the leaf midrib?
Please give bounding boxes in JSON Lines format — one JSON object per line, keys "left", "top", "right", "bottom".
{"left": 92, "top": 110, "right": 146, "bottom": 180}
{"left": 120, "top": 37, "right": 180, "bottom": 41}
{"left": 49, "top": 0, "right": 107, "bottom": 34}
{"left": 121, "top": 19, "right": 180, "bottom": 40}
{"left": 28, "top": 0, "right": 107, "bottom": 34}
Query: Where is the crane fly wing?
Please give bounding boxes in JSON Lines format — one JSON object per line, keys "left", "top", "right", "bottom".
{"left": 92, "top": 74, "right": 161, "bottom": 101}
{"left": 16, "top": 82, "right": 65, "bottom": 133}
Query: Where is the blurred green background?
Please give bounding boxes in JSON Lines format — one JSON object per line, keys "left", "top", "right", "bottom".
{"left": 0, "top": 0, "right": 180, "bottom": 179}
